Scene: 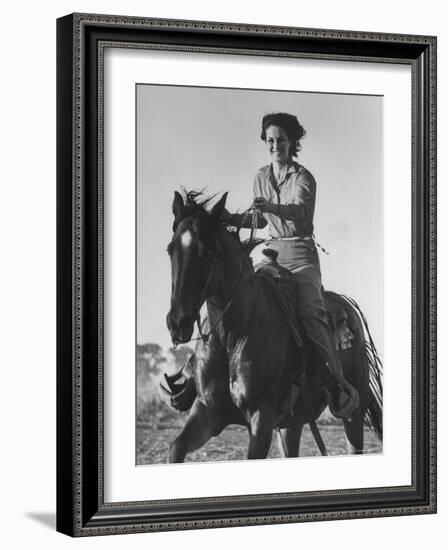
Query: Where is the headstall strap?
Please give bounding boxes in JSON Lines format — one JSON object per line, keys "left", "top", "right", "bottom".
{"left": 192, "top": 234, "right": 245, "bottom": 345}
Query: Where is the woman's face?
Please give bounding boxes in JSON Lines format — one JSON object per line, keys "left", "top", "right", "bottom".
{"left": 264, "top": 125, "right": 292, "bottom": 164}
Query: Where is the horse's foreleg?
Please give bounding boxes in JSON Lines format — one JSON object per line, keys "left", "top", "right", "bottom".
{"left": 247, "top": 408, "right": 275, "bottom": 459}
{"left": 168, "top": 399, "right": 224, "bottom": 463}
{"left": 276, "top": 424, "right": 303, "bottom": 458}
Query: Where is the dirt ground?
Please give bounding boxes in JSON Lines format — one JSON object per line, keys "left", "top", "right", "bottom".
{"left": 137, "top": 406, "right": 382, "bottom": 464}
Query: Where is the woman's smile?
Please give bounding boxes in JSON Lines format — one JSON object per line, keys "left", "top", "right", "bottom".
{"left": 264, "top": 124, "right": 292, "bottom": 164}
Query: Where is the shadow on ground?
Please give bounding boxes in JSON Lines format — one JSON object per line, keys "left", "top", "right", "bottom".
{"left": 25, "top": 512, "right": 56, "bottom": 530}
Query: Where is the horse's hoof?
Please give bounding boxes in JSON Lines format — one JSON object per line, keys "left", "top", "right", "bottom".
{"left": 170, "top": 377, "right": 197, "bottom": 411}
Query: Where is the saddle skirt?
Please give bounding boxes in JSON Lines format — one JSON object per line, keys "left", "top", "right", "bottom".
{"left": 254, "top": 249, "right": 354, "bottom": 352}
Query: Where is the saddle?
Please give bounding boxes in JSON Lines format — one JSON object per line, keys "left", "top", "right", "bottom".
{"left": 255, "top": 249, "right": 354, "bottom": 352}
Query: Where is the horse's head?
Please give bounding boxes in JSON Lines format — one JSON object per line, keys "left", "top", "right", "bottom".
{"left": 166, "top": 191, "right": 228, "bottom": 345}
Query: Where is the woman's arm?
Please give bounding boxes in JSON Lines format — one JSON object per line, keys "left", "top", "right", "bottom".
{"left": 220, "top": 172, "right": 269, "bottom": 229}
{"left": 255, "top": 170, "right": 316, "bottom": 223}
{"left": 222, "top": 209, "right": 267, "bottom": 229}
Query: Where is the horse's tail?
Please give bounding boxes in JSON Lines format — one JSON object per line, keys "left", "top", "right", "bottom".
{"left": 340, "top": 295, "right": 383, "bottom": 442}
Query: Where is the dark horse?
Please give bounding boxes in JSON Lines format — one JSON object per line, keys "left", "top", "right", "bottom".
{"left": 166, "top": 190, "right": 382, "bottom": 462}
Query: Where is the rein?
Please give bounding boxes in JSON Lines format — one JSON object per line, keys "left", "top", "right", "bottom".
{"left": 193, "top": 207, "right": 258, "bottom": 342}
{"left": 249, "top": 206, "right": 259, "bottom": 242}
{"left": 191, "top": 233, "right": 246, "bottom": 345}
{"left": 192, "top": 207, "right": 261, "bottom": 344}
{"left": 173, "top": 206, "right": 258, "bottom": 347}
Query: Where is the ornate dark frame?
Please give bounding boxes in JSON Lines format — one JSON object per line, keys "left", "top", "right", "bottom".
{"left": 56, "top": 13, "right": 437, "bottom": 537}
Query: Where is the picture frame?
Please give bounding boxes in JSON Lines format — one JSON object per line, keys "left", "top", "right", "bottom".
{"left": 56, "top": 13, "right": 437, "bottom": 536}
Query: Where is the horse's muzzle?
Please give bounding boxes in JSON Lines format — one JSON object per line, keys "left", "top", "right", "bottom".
{"left": 166, "top": 310, "right": 195, "bottom": 344}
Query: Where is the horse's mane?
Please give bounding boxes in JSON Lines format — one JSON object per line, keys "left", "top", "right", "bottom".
{"left": 180, "top": 189, "right": 262, "bottom": 257}
{"left": 181, "top": 189, "right": 217, "bottom": 219}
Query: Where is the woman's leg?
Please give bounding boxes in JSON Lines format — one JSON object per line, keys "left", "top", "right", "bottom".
{"left": 293, "top": 266, "right": 359, "bottom": 418}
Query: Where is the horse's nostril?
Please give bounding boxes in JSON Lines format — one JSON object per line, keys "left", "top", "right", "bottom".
{"left": 179, "top": 315, "right": 192, "bottom": 333}
{"left": 166, "top": 312, "right": 175, "bottom": 331}
{"left": 167, "top": 312, "right": 181, "bottom": 340}
{"left": 167, "top": 311, "right": 193, "bottom": 342}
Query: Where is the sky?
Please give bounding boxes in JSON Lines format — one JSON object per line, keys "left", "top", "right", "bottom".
{"left": 136, "top": 84, "right": 383, "bottom": 354}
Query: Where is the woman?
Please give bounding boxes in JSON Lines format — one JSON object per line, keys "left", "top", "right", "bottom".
{"left": 227, "top": 112, "right": 358, "bottom": 419}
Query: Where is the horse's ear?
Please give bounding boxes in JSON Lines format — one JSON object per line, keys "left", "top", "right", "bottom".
{"left": 172, "top": 191, "right": 185, "bottom": 220}
{"left": 211, "top": 192, "right": 228, "bottom": 217}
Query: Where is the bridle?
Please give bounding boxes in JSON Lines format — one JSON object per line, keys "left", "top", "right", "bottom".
{"left": 171, "top": 206, "right": 260, "bottom": 347}
{"left": 193, "top": 208, "right": 262, "bottom": 343}
{"left": 192, "top": 232, "right": 245, "bottom": 344}
{"left": 171, "top": 224, "right": 245, "bottom": 347}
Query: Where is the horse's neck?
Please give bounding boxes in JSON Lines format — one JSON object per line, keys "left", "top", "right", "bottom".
{"left": 208, "top": 229, "right": 258, "bottom": 332}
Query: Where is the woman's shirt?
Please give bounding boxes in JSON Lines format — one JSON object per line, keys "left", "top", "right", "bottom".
{"left": 253, "top": 161, "right": 316, "bottom": 239}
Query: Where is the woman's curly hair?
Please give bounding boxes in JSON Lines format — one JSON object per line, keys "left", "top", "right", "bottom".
{"left": 260, "top": 112, "right": 306, "bottom": 157}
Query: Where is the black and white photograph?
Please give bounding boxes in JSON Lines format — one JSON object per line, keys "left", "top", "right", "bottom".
{"left": 136, "top": 84, "right": 384, "bottom": 465}
{"left": 1, "top": 0, "right": 443, "bottom": 545}
{"left": 52, "top": 4, "right": 437, "bottom": 541}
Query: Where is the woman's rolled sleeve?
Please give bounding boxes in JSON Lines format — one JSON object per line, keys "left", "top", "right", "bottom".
{"left": 276, "top": 171, "right": 315, "bottom": 224}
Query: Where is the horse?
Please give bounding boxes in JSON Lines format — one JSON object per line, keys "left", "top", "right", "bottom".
{"left": 165, "top": 190, "right": 383, "bottom": 462}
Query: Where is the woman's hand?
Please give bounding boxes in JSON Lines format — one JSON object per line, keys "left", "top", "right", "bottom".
{"left": 253, "top": 197, "right": 273, "bottom": 213}
{"left": 220, "top": 207, "right": 234, "bottom": 224}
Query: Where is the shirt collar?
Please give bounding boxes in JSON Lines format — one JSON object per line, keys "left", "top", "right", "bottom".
{"left": 286, "top": 161, "right": 300, "bottom": 174}
{"left": 268, "top": 161, "right": 300, "bottom": 185}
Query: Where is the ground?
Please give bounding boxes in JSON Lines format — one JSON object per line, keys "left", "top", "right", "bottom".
{"left": 137, "top": 405, "right": 382, "bottom": 464}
